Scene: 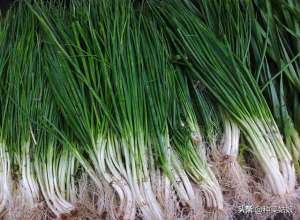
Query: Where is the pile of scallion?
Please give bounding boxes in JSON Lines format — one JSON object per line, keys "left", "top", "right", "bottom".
{"left": 0, "top": 0, "right": 300, "bottom": 219}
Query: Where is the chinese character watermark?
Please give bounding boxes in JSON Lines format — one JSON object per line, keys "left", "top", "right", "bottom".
{"left": 237, "top": 205, "right": 294, "bottom": 215}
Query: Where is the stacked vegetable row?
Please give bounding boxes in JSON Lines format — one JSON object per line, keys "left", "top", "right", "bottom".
{"left": 0, "top": 0, "right": 299, "bottom": 219}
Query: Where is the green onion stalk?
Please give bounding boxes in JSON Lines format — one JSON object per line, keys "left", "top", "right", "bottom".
{"left": 28, "top": 1, "right": 158, "bottom": 218}
{"left": 141, "top": 17, "right": 201, "bottom": 218}
{"left": 0, "top": 140, "right": 10, "bottom": 217}
{"left": 193, "top": 89, "right": 253, "bottom": 208}
{"left": 99, "top": 10, "right": 157, "bottom": 217}
{"left": 84, "top": 3, "right": 161, "bottom": 219}
{"left": 216, "top": 118, "right": 253, "bottom": 206}
{"left": 144, "top": 62, "right": 195, "bottom": 218}
{"left": 2, "top": 2, "right": 78, "bottom": 219}
{"left": 43, "top": 33, "right": 117, "bottom": 219}
{"left": 34, "top": 138, "right": 77, "bottom": 218}
{"left": 33, "top": 53, "right": 77, "bottom": 218}
{"left": 98, "top": 7, "right": 172, "bottom": 219}
{"left": 0, "top": 9, "right": 11, "bottom": 217}
{"left": 140, "top": 8, "right": 215, "bottom": 217}
{"left": 170, "top": 72, "right": 226, "bottom": 217}
{"left": 250, "top": 0, "right": 300, "bottom": 175}
{"left": 2, "top": 5, "right": 41, "bottom": 217}
{"left": 67, "top": 2, "right": 136, "bottom": 217}
{"left": 274, "top": 0, "right": 300, "bottom": 137}
{"left": 37, "top": 1, "right": 198, "bottom": 218}
{"left": 189, "top": 0, "right": 254, "bottom": 206}
{"left": 0, "top": 142, "right": 10, "bottom": 217}
{"left": 143, "top": 51, "right": 195, "bottom": 218}
{"left": 153, "top": 0, "right": 297, "bottom": 205}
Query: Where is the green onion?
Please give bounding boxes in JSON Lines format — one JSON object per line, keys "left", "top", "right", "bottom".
{"left": 0, "top": 9, "right": 11, "bottom": 216}
{"left": 152, "top": 0, "right": 297, "bottom": 201}
{"left": 169, "top": 71, "right": 226, "bottom": 216}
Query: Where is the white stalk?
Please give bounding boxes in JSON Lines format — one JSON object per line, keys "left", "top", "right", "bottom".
{"left": 137, "top": 135, "right": 164, "bottom": 220}
{"left": 0, "top": 143, "right": 10, "bottom": 216}
{"left": 21, "top": 141, "right": 39, "bottom": 208}
{"left": 214, "top": 119, "right": 254, "bottom": 207}
{"left": 35, "top": 160, "right": 56, "bottom": 215}
{"left": 53, "top": 153, "right": 74, "bottom": 213}
{"left": 105, "top": 141, "right": 135, "bottom": 220}
{"left": 171, "top": 154, "right": 195, "bottom": 202}
{"left": 190, "top": 127, "right": 224, "bottom": 211}
{"left": 231, "top": 122, "right": 240, "bottom": 156}
{"left": 122, "top": 141, "right": 154, "bottom": 220}
{"left": 49, "top": 147, "right": 74, "bottom": 214}
{"left": 96, "top": 138, "right": 127, "bottom": 218}
{"left": 243, "top": 119, "right": 296, "bottom": 195}
{"left": 67, "top": 153, "right": 77, "bottom": 203}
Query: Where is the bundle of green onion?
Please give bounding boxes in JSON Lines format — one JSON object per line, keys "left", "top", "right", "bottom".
{"left": 0, "top": 0, "right": 299, "bottom": 219}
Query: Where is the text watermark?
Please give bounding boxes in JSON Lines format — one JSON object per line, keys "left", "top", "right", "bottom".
{"left": 236, "top": 205, "right": 294, "bottom": 215}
